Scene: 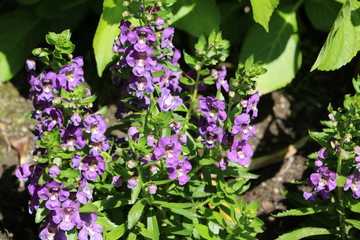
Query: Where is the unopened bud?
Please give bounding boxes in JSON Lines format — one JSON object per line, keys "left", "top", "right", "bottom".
{"left": 156, "top": 1, "right": 162, "bottom": 7}
{"left": 122, "top": 11, "right": 130, "bottom": 17}
{"left": 211, "top": 59, "right": 218, "bottom": 65}
{"left": 229, "top": 91, "right": 235, "bottom": 98}
{"left": 127, "top": 160, "right": 136, "bottom": 169}
{"left": 194, "top": 64, "right": 201, "bottom": 71}
{"left": 220, "top": 56, "right": 226, "bottom": 62}
{"left": 123, "top": 1, "right": 129, "bottom": 7}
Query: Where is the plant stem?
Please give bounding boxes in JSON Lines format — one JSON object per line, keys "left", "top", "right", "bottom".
{"left": 185, "top": 73, "right": 200, "bottom": 121}
{"left": 336, "top": 151, "right": 347, "bottom": 240}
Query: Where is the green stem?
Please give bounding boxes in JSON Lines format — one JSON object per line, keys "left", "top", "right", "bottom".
{"left": 336, "top": 151, "right": 347, "bottom": 240}
{"left": 185, "top": 78, "right": 200, "bottom": 122}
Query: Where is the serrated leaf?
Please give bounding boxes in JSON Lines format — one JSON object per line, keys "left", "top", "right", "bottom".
{"left": 311, "top": 0, "right": 360, "bottom": 71}
{"left": 171, "top": 0, "right": 220, "bottom": 37}
{"left": 275, "top": 227, "right": 332, "bottom": 240}
{"left": 250, "top": 0, "right": 279, "bottom": 32}
{"left": 127, "top": 199, "right": 146, "bottom": 230}
{"left": 240, "top": 8, "right": 302, "bottom": 95}
{"left": 93, "top": 0, "right": 124, "bottom": 77}
{"left": 304, "top": 0, "right": 342, "bottom": 32}
{"left": 273, "top": 207, "right": 329, "bottom": 217}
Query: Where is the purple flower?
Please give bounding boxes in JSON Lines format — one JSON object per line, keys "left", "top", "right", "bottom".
{"left": 126, "top": 48, "right": 157, "bottom": 76}
{"left": 128, "top": 126, "right": 140, "bottom": 142}
{"left": 344, "top": 174, "right": 360, "bottom": 199}
{"left": 157, "top": 88, "right": 182, "bottom": 112}
{"left": 155, "top": 17, "right": 165, "bottom": 30}
{"left": 246, "top": 92, "right": 260, "bottom": 119}
{"left": 89, "top": 136, "right": 110, "bottom": 157}
{"left": 304, "top": 166, "right": 337, "bottom": 201}
{"left": 198, "top": 96, "right": 227, "bottom": 122}
{"left": 61, "top": 125, "right": 86, "bottom": 151}
{"left": 52, "top": 200, "right": 82, "bottom": 231}
{"left": 147, "top": 134, "right": 157, "bottom": 148}
{"left": 127, "top": 26, "right": 156, "bottom": 52}
{"left": 38, "top": 180, "right": 70, "bottom": 210}
{"left": 317, "top": 148, "right": 328, "bottom": 160}
{"left": 78, "top": 213, "right": 103, "bottom": 240}
{"left": 200, "top": 125, "right": 224, "bottom": 149}
{"left": 83, "top": 114, "right": 107, "bottom": 142}
{"left": 58, "top": 56, "right": 84, "bottom": 91}
{"left": 80, "top": 155, "right": 106, "bottom": 181}
{"left": 112, "top": 176, "right": 123, "bottom": 187}
{"left": 154, "top": 135, "right": 182, "bottom": 159}
{"left": 26, "top": 59, "right": 36, "bottom": 72}
{"left": 170, "top": 120, "right": 182, "bottom": 135}
{"left": 39, "top": 221, "right": 66, "bottom": 240}
{"left": 215, "top": 66, "right": 229, "bottom": 92}
{"left": 16, "top": 163, "right": 34, "bottom": 182}
{"left": 129, "top": 74, "right": 154, "bottom": 98}
{"left": 219, "top": 158, "right": 228, "bottom": 170}
{"left": 127, "top": 177, "right": 138, "bottom": 189}
{"left": 76, "top": 180, "right": 93, "bottom": 204}
{"left": 149, "top": 183, "right": 157, "bottom": 194}
{"left": 71, "top": 112, "right": 82, "bottom": 126}
{"left": 227, "top": 140, "right": 253, "bottom": 166}
{"left": 161, "top": 27, "right": 175, "bottom": 49}
{"left": 166, "top": 157, "right": 192, "bottom": 185}
{"left": 49, "top": 164, "right": 60, "bottom": 178}
{"left": 179, "top": 134, "right": 187, "bottom": 145}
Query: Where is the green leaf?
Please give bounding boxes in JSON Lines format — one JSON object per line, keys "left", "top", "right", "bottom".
{"left": 194, "top": 224, "right": 218, "bottom": 240}
{"left": 65, "top": 228, "right": 77, "bottom": 240}
{"left": 154, "top": 201, "right": 200, "bottom": 209}
{"left": 159, "top": 59, "right": 182, "bottom": 72}
{"left": 304, "top": 0, "right": 342, "bottom": 32}
{"left": 97, "top": 216, "right": 118, "bottom": 231}
{"left": 239, "top": 8, "right": 302, "bottom": 95}
{"left": 35, "top": 205, "right": 50, "bottom": 223}
{"left": 127, "top": 232, "right": 137, "bottom": 240}
{"left": 0, "top": 9, "right": 45, "bottom": 82}
{"left": 93, "top": 0, "right": 124, "bottom": 77}
{"left": 59, "top": 168, "right": 80, "bottom": 179}
{"left": 131, "top": 182, "right": 141, "bottom": 204}
{"left": 346, "top": 219, "right": 360, "bottom": 230}
{"left": 93, "top": 196, "right": 131, "bottom": 211}
{"left": 147, "top": 211, "right": 159, "bottom": 240}
{"left": 311, "top": 0, "right": 360, "bottom": 71}
{"left": 171, "top": 0, "right": 220, "bottom": 37}
{"left": 127, "top": 199, "right": 146, "bottom": 230}
{"left": 179, "top": 77, "right": 196, "bottom": 86}
{"left": 139, "top": 227, "right": 156, "bottom": 239}
{"left": 108, "top": 224, "right": 126, "bottom": 240}
{"left": 250, "top": 0, "right": 279, "bottom": 32}
{"left": 79, "top": 202, "right": 98, "bottom": 213}
{"left": 80, "top": 94, "right": 97, "bottom": 104}
{"left": 169, "top": 207, "right": 200, "bottom": 219}
{"left": 273, "top": 207, "right": 329, "bottom": 217}
{"left": 275, "top": 227, "right": 332, "bottom": 240}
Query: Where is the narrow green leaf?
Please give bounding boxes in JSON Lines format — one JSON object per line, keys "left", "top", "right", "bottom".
{"left": 127, "top": 199, "right": 146, "bottom": 230}
{"left": 179, "top": 77, "right": 196, "bottom": 86}
{"left": 80, "top": 94, "right": 97, "bottom": 104}
{"left": 79, "top": 202, "right": 98, "bottom": 213}
{"left": 127, "top": 232, "right": 137, "bottom": 240}
{"left": 93, "top": 0, "right": 124, "bottom": 77}
{"left": 93, "top": 196, "right": 131, "bottom": 211}
{"left": 346, "top": 219, "right": 360, "bottom": 230}
{"left": 97, "top": 216, "right": 118, "bottom": 231}
{"left": 194, "top": 224, "right": 218, "bottom": 240}
{"left": 147, "top": 211, "right": 159, "bottom": 240}
{"left": 273, "top": 207, "right": 329, "bottom": 217}
{"left": 239, "top": 8, "right": 302, "bottom": 95}
{"left": 169, "top": 207, "right": 200, "bottom": 219}
{"left": 131, "top": 183, "right": 141, "bottom": 204}
{"left": 250, "top": 0, "right": 279, "bottom": 32}
{"left": 171, "top": 0, "right": 220, "bottom": 37}
{"left": 107, "top": 224, "right": 126, "bottom": 240}
{"left": 311, "top": 0, "right": 360, "bottom": 71}
{"left": 154, "top": 201, "right": 200, "bottom": 209}
{"left": 140, "top": 227, "right": 156, "bottom": 239}
{"left": 275, "top": 227, "right": 332, "bottom": 240}
{"left": 65, "top": 228, "right": 77, "bottom": 240}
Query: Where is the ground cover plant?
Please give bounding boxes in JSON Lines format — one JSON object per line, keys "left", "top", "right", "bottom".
{"left": 2, "top": 0, "right": 360, "bottom": 239}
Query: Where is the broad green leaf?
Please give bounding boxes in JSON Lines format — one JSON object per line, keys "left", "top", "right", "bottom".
{"left": 93, "top": 0, "right": 124, "bottom": 77}
{"left": 311, "top": 0, "right": 360, "bottom": 71}
{"left": 108, "top": 224, "right": 126, "bottom": 240}
{"left": 250, "top": 0, "right": 279, "bottom": 32}
{"left": 65, "top": 228, "right": 77, "bottom": 240}
{"left": 127, "top": 199, "right": 146, "bottom": 230}
{"left": 239, "top": 8, "right": 302, "bottom": 95}
{"left": 273, "top": 207, "right": 329, "bottom": 217}
{"left": 304, "top": 0, "right": 342, "bottom": 32}
{"left": 140, "top": 227, "right": 156, "bottom": 239}
{"left": 79, "top": 202, "right": 98, "bottom": 213}
{"left": 169, "top": 207, "right": 200, "bottom": 219}
{"left": 97, "top": 216, "right": 118, "bottom": 231}
{"left": 346, "top": 219, "right": 360, "bottom": 230}
{"left": 0, "top": 9, "right": 44, "bottom": 82}
{"left": 93, "top": 196, "right": 131, "bottom": 211}
{"left": 171, "top": 0, "right": 220, "bottom": 37}
{"left": 275, "top": 227, "right": 332, "bottom": 240}
{"left": 35, "top": 205, "right": 50, "bottom": 223}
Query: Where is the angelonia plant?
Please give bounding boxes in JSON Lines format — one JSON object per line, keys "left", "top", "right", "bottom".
{"left": 17, "top": 1, "right": 267, "bottom": 239}
{"left": 275, "top": 77, "right": 360, "bottom": 239}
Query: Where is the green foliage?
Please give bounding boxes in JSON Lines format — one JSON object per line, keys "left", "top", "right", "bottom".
{"left": 240, "top": 6, "right": 302, "bottom": 95}
{"left": 250, "top": 0, "right": 279, "bottom": 32}
{"left": 311, "top": 0, "right": 360, "bottom": 71}
{"left": 275, "top": 227, "right": 332, "bottom": 240}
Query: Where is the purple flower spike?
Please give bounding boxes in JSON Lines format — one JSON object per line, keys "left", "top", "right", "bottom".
{"left": 80, "top": 156, "right": 106, "bottom": 181}
{"left": 78, "top": 213, "right": 103, "bottom": 240}
{"left": 157, "top": 88, "right": 182, "bottom": 112}
{"left": 344, "top": 174, "right": 360, "bottom": 199}
{"left": 166, "top": 157, "right": 192, "bottom": 185}
{"left": 227, "top": 140, "right": 253, "bottom": 166}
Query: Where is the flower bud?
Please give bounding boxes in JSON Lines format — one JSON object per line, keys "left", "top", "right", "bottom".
{"left": 148, "top": 183, "right": 157, "bottom": 194}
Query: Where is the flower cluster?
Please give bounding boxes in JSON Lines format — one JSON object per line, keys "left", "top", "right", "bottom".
{"left": 16, "top": 56, "right": 109, "bottom": 239}
{"left": 112, "top": 10, "right": 182, "bottom": 114}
